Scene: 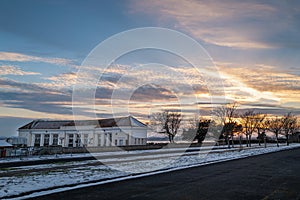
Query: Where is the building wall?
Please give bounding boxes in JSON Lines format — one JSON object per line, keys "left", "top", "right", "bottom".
{"left": 18, "top": 125, "right": 147, "bottom": 147}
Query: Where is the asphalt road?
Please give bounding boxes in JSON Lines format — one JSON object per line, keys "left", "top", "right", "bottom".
{"left": 32, "top": 147, "right": 300, "bottom": 200}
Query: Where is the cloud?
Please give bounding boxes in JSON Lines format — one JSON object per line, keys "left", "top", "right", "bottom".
{"left": 0, "top": 60, "right": 298, "bottom": 122}
{"left": 44, "top": 72, "right": 78, "bottom": 88}
{"left": 0, "top": 78, "right": 65, "bottom": 94}
{"left": 130, "top": 84, "right": 177, "bottom": 101}
{"left": 43, "top": 71, "right": 124, "bottom": 90}
{"left": 0, "top": 90, "right": 72, "bottom": 116}
{"left": 0, "top": 65, "right": 40, "bottom": 76}
{"left": 218, "top": 63, "right": 300, "bottom": 93}
{"left": 0, "top": 51, "right": 74, "bottom": 66}
{"left": 0, "top": 77, "right": 84, "bottom": 118}
{"left": 130, "top": 0, "right": 296, "bottom": 49}
{"left": 70, "top": 62, "right": 299, "bottom": 115}
{"left": 214, "top": 63, "right": 300, "bottom": 110}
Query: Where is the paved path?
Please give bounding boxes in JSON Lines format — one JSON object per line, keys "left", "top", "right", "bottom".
{"left": 32, "top": 148, "right": 300, "bottom": 200}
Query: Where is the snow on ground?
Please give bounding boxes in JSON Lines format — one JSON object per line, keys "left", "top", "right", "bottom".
{"left": 0, "top": 145, "right": 226, "bottom": 164}
{"left": 1, "top": 143, "right": 300, "bottom": 199}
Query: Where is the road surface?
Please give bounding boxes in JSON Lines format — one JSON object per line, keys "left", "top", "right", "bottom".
{"left": 32, "top": 147, "right": 300, "bottom": 200}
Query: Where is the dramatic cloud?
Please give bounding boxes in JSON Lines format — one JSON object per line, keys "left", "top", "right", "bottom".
{"left": 217, "top": 63, "right": 300, "bottom": 97}
{"left": 130, "top": 0, "right": 299, "bottom": 49}
{"left": 211, "top": 63, "right": 300, "bottom": 112}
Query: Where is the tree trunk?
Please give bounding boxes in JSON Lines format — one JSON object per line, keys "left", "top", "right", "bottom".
{"left": 239, "top": 135, "right": 242, "bottom": 148}
{"left": 286, "top": 134, "right": 289, "bottom": 146}
{"left": 246, "top": 135, "right": 249, "bottom": 147}
{"left": 226, "top": 136, "right": 230, "bottom": 149}
{"left": 264, "top": 135, "right": 267, "bottom": 148}
{"left": 258, "top": 129, "right": 261, "bottom": 146}
{"left": 225, "top": 135, "right": 228, "bottom": 145}
{"left": 197, "top": 137, "right": 201, "bottom": 144}
{"left": 249, "top": 135, "right": 252, "bottom": 147}
{"left": 276, "top": 134, "right": 279, "bottom": 147}
{"left": 231, "top": 134, "right": 234, "bottom": 148}
{"left": 168, "top": 135, "right": 172, "bottom": 143}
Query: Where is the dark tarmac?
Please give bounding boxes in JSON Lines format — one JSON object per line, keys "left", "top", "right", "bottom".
{"left": 31, "top": 147, "right": 300, "bottom": 200}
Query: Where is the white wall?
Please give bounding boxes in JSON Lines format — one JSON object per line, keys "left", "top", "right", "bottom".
{"left": 18, "top": 125, "right": 147, "bottom": 147}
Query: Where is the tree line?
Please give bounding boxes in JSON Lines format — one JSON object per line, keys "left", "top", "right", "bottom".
{"left": 150, "top": 103, "right": 299, "bottom": 148}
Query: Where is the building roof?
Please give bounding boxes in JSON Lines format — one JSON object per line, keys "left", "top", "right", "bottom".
{"left": 0, "top": 140, "right": 13, "bottom": 147}
{"left": 18, "top": 116, "right": 147, "bottom": 130}
{"left": 19, "top": 120, "right": 72, "bottom": 130}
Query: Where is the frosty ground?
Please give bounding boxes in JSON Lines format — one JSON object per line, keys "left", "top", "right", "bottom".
{"left": 1, "top": 143, "right": 300, "bottom": 199}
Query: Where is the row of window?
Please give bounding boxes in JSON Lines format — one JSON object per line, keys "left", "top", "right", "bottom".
{"left": 134, "top": 138, "right": 145, "bottom": 145}
{"left": 34, "top": 134, "right": 58, "bottom": 146}
{"left": 33, "top": 133, "right": 145, "bottom": 147}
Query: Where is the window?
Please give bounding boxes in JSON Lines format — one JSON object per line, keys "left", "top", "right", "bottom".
{"left": 44, "top": 134, "right": 50, "bottom": 146}
{"left": 119, "top": 139, "right": 123, "bottom": 146}
{"left": 104, "top": 132, "right": 112, "bottom": 146}
{"left": 75, "top": 134, "right": 81, "bottom": 147}
{"left": 97, "top": 134, "right": 101, "bottom": 146}
{"left": 53, "top": 134, "right": 58, "bottom": 145}
{"left": 83, "top": 134, "right": 88, "bottom": 145}
{"left": 108, "top": 133, "right": 112, "bottom": 146}
{"left": 135, "top": 138, "right": 137, "bottom": 144}
{"left": 34, "top": 134, "right": 41, "bottom": 147}
{"left": 115, "top": 139, "right": 118, "bottom": 146}
{"left": 68, "top": 134, "right": 74, "bottom": 147}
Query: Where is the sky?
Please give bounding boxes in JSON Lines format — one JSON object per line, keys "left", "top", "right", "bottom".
{"left": 0, "top": 0, "right": 299, "bottom": 136}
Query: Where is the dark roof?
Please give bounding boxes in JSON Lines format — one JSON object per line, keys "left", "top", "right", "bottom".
{"left": 18, "top": 116, "right": 146, "bottom": 130}
{"left": 0, "top": 140, "right": 13, "bottom": 147}
{"left": 18, "top": 120, "right": 73, "bottom": 130}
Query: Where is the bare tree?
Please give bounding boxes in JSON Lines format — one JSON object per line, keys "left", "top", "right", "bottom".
{"left": 233, "top": 123, "right": 243, "bottom": 148}
{"left": 150, "top": 111, "right": 182, "bottom": 143}
{"left": 255, "top": 113, "right": 267, "bottom": 146}
{"left": 265, "top": 116, "right": 284, "bottom": 147}
{"left": 214, "top": 102, "right": 239, "bottom": 148}
{"left": 240, "top": 110, "right": 265, "bottom": 147}
{"left": 222, "top": 122, "right": 242, "bottom": 148}
{"left": 214, "top": 102, "right": 238, "bottom": 125}
{"left": 282, "top": 113, "right": 298, "bottom": 146}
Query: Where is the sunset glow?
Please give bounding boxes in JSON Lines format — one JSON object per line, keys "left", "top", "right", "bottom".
{"left": 0, "top": 0, "right": 299, "bottom": 136}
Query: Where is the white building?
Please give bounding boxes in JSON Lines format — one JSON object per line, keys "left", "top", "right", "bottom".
{"left": 18, "top": 116, "right": 147, "bottom": 147}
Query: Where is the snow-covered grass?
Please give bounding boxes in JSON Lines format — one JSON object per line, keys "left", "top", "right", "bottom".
{"left": 0, "top": 144, "right": 227, "bottom": 164}
{"left": 1, "top": 143, "right": 299, "bottom": 199}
